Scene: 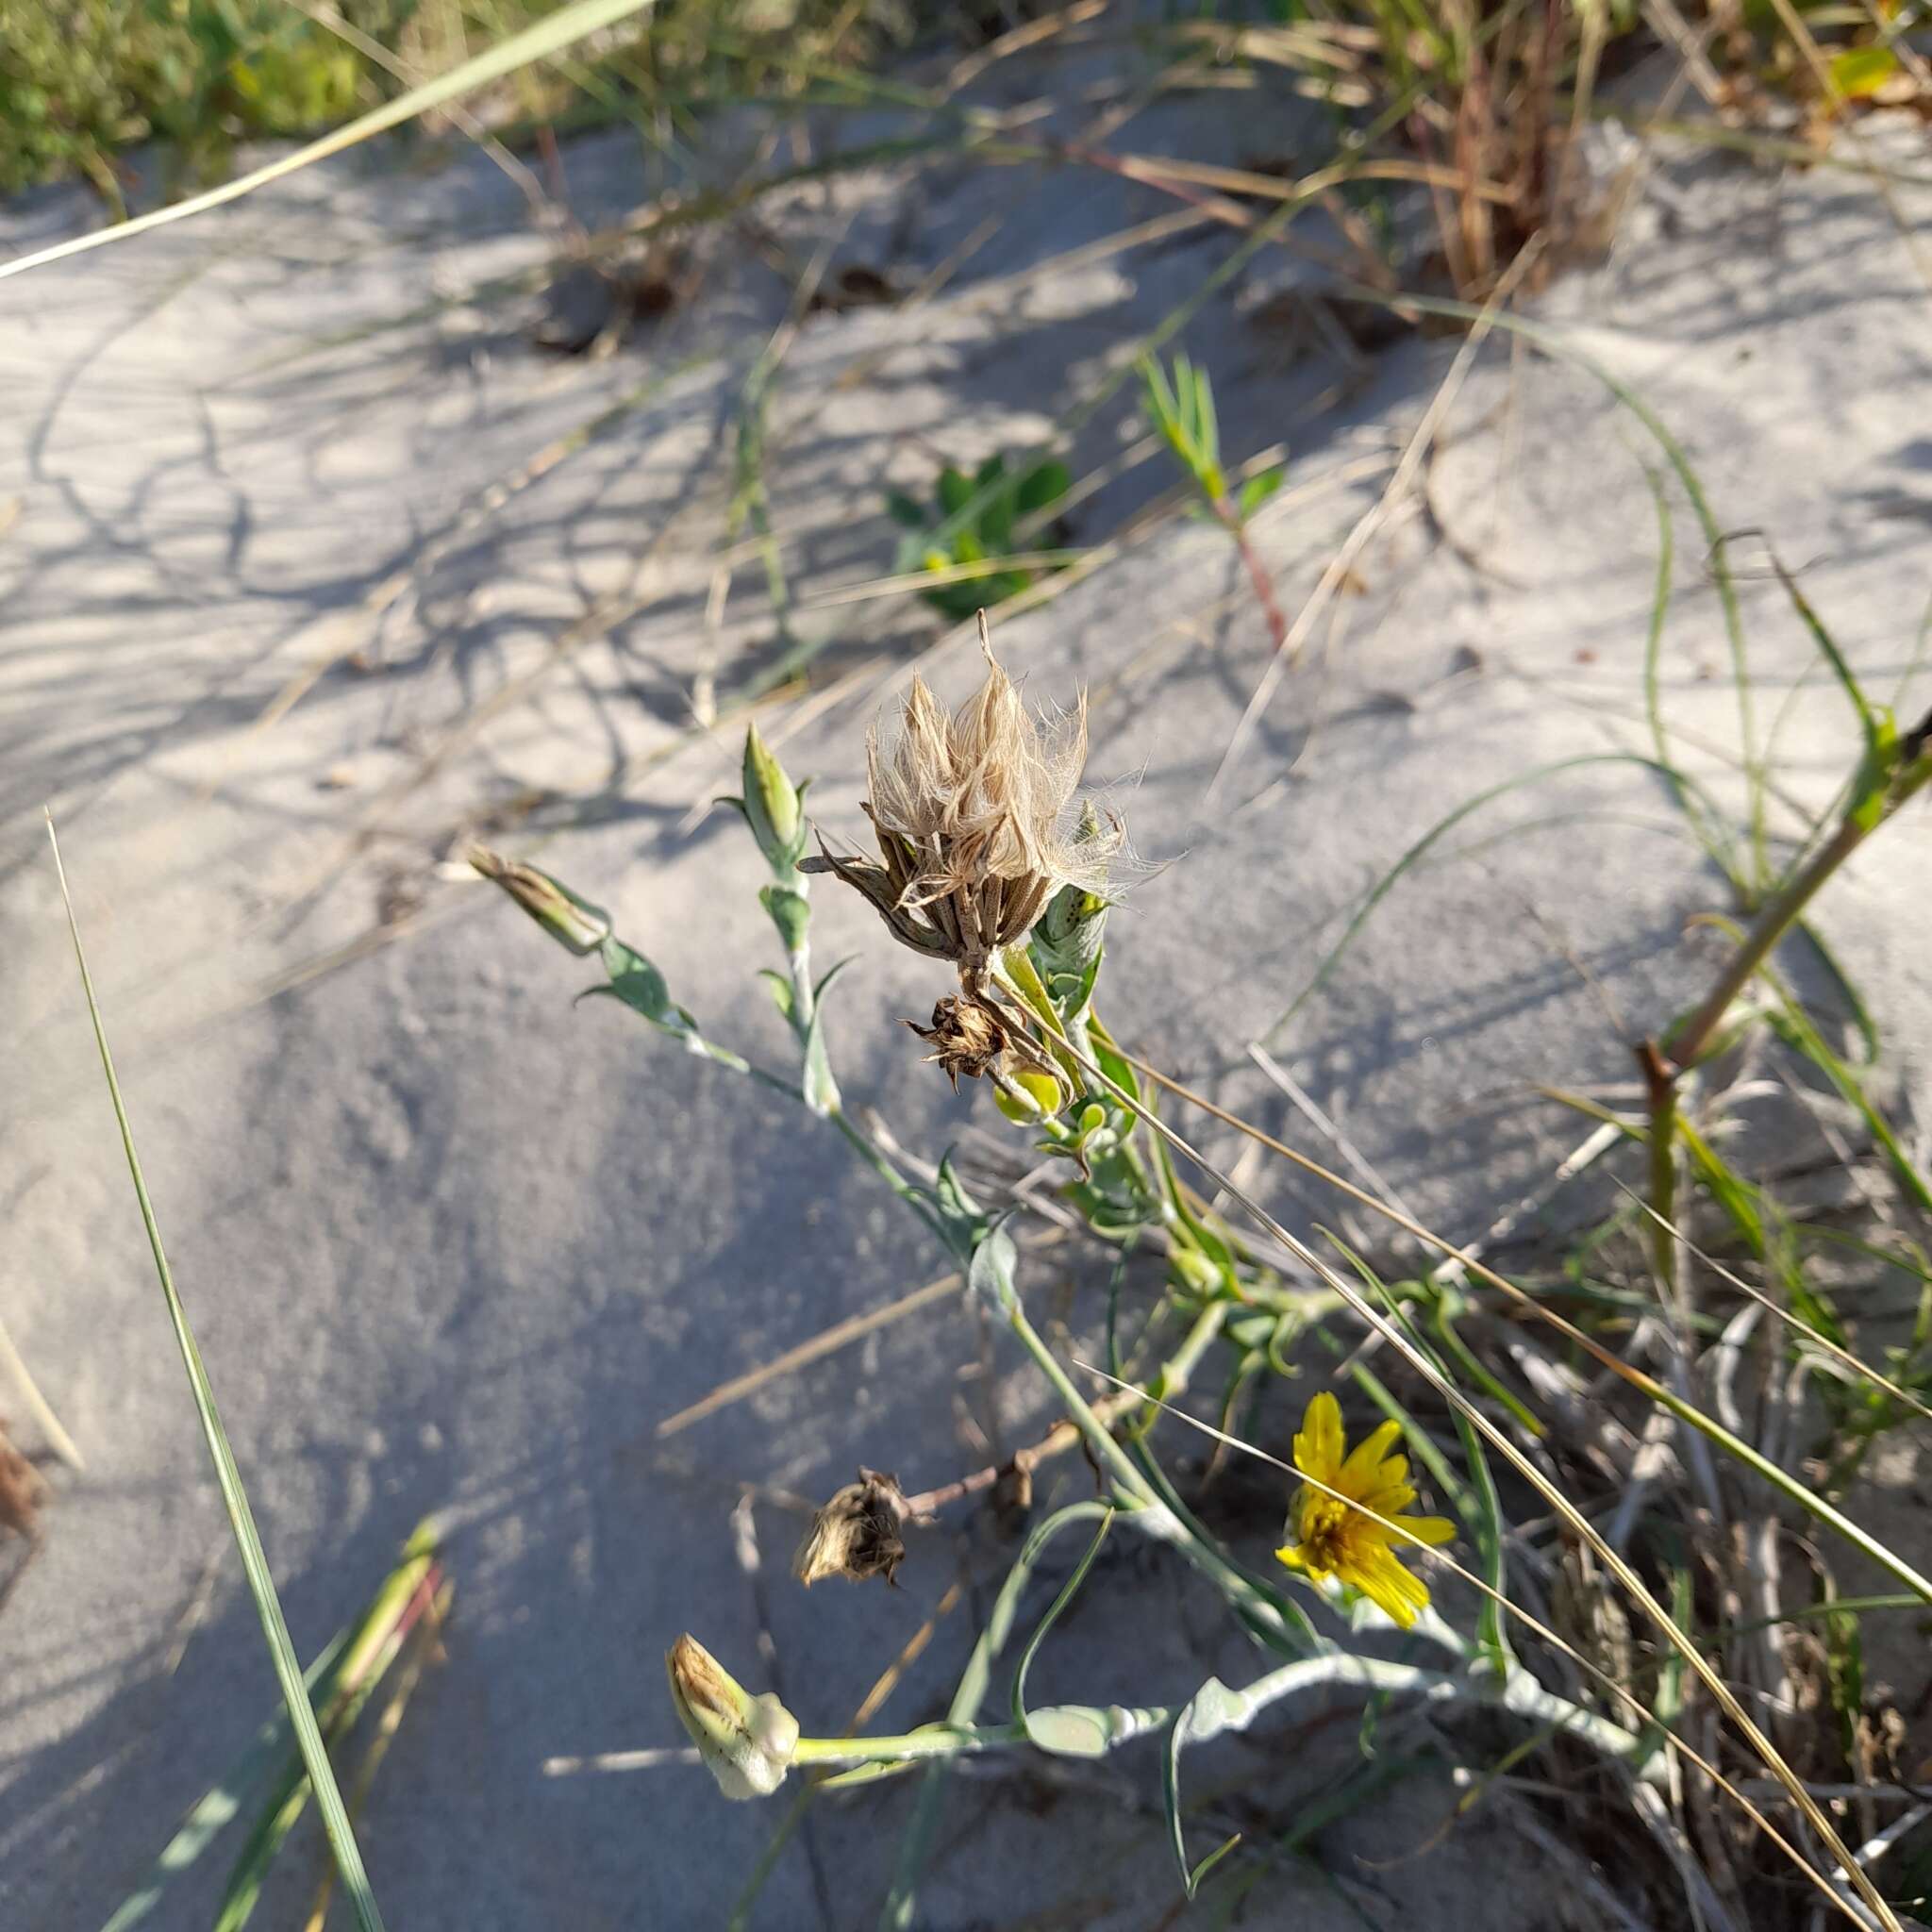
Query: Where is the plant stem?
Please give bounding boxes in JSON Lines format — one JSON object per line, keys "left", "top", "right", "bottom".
{"left": 1211, "top": 495, "right": 1290, "bottom": 657}
{"left": 793, "top": 1723, "right": 1024, "bottom": 1767}
{"left": 901, "top": 1300, "right": 1229, "bottom": 1516}
{"left": 801, "top": 1653, "right": 1645, "bottom": 1774}
{"left": 1005, "top": 1300, "right": 1322, "bottom": 1657}
{"left": 1666, "top": 813, "right": 1867, "bottom": 1070}
{"left": 1639, "top": 1039, "right": 1681, "bottom": 1298}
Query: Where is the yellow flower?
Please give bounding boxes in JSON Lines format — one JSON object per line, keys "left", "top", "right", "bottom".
{"left": 1274, "top": 1391, "right": 1456, "bottom": 1629}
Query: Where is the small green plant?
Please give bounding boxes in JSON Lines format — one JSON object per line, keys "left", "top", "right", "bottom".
{"left": 1142, "top": 350, "right": 1290, "bottom": 655}
{"left": 886, "top": 453, "right": 1074, "bottom": 621}
{"left": 1141, "top": 351, "right": 1283, "bottom": 525}
{"left": 0, "top": 0, "right": 399, "bottom": 199}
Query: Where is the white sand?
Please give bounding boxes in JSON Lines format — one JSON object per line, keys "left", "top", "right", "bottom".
{"left": 2, "top": 56, "right": 1928, "bottom": 1929}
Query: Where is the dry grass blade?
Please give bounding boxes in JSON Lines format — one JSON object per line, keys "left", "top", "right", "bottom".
{"left": 0, "top": 1313, "right": 83, "bottom": 1472}
{"left": 1199, "top": 233, "right": 1545, "bottom": 812}
{"left": 656, "top": 1268, "right": 964, "bottom": 1439}
{"left": 0, "top": 0, "right": 657, "bottom": 285}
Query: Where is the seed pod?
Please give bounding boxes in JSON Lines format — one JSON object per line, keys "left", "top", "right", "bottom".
{"left": 803, "top": 613, "right": 1120, "bottom": 985}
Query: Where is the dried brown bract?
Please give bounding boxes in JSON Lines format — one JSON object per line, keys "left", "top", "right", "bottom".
{"left": 803, "top": 612, "right": 1119, "bottom": 991}
{"left": 906, "top": 994, "right": 1008, "bottom": 1090}
{"left": 792, "top": 1468, "right": 921, "bottom": 1588}
{"left": 0, "top": 1423, "right": 44, "bottom": 1544}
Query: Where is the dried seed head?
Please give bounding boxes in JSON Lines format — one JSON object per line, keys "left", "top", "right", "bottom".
{"left": 906, "top": 993, "right": 1008, "bottom": 1089}
{"left": 665, "top": 1633, "right": 799, "bottom": 1800}
{"left": 804, "top": 613, "right": 1121, "bottom": 979}
{"left": 792, "top": 1468, "right": 917, "bottom": 1588}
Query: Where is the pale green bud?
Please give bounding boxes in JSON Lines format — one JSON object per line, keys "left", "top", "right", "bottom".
{"left": 727, "top": 723, "right": 809, "bottom": 876}
{"left": 470, "top": 846, "right": 610, "bottom": 956}
{"left": 666, "top": 1635, "right": 798, "bottom": 1800}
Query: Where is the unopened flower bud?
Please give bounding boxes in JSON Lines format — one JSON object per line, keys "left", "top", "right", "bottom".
{"left": 994, "top": 1065, "right": 1068, "bottom": 1124}
{"left": 470, "top": 847, "right": 610, "bottom": 956}
{"left": 1030, "top": 808, "right": 1111, "bottom": 987}
{"left": 792, "top": 1468, "right": 918, "bottom": 1587}
{"left": 729, "top": 724, "right": 809, "bottom": 877}
{"left": 665, "top": 1634, "right": 798, "bottom": 1800}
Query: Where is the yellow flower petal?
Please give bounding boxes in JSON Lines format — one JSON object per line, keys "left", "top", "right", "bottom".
{"left": 1388, "top": 1514, "right": 1457, "bottom": 1548}
{"left": 1339, "top": 1419, "right": 1404, "bottom": 1494}
{"left": 1350, "top": 1545, "right": 1431, "bottom": 1627}
{"left": 1293, "top": 1391, "right": 1345, "bottom": 1484}
{"left": 1356, "top": 1480, "right": 1417, "bottom": 1517}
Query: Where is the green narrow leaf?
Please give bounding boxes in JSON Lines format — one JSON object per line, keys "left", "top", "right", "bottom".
{"left": 100, "top": 1633, "right": 351, "bottom": 1932}
{"left": 758, "top": 883, "right": 810, "bottom": 956}
{"left": 47, "top": 818, "right": 388, "bottom": 1932}
{"left": 880, "top": 1505, "right": 1115, "bottom": 1928}
{"left": 1163, "top": 1678, "right": 1248, "bottom": 1894}
{"left": 799, "top": 959, "right": 851, "bottom": 1117}
{"left": 214, "top": 1552, "right": 432, "bottom": 1932}
{"left": 1238, "top": 466, "right": 1286, "bottom": 519}
{"left": 1010, "top": 1511, "right": 1114, "bottom": 1739}
{"left": 587, "top": 934, "right": 688, "bottom": 1035}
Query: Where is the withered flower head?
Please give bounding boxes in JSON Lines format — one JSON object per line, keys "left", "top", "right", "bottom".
{"left": 792, "top": 1467, "right": 920, "bottom": 1588}
{"left": 906, "top": 994, "right": 1008, "bottom": 1090}
{"left": 804, "top": 612, "right": 1120, "bottom": 986}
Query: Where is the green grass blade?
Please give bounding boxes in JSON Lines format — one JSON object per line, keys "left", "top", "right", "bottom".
{"left": 0, "top": 0, "right": 657, "bottom": 286}
{"left": 878, "top": 1503, "right": 1114, "bottom": 1930}
{"left": 1262, "top": 752, "right": 1709, "bottom": 1042}
{"left": 47, "top": 816, "right": 388, "bottom": 1932}
{"left": 1010, "top": 1512, "right": 1114, "bottom": 1734}
{"left": 99, "top": 1633, "right": 351, "bottom": 1932}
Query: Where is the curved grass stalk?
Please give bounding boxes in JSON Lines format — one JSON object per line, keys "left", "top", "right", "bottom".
{"left": 1262, "top": 751, "right": 1721, "bottom": 1043}
{"left": 994, "top": 981, "right": 1906, "bottom": 1932}
{"left": 875, "top": 1500, "right": 1112, "bottom": 1930}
